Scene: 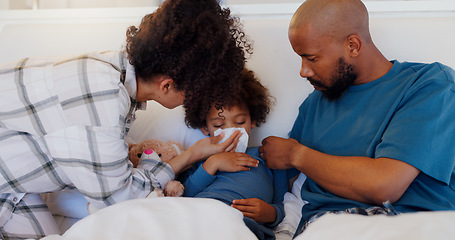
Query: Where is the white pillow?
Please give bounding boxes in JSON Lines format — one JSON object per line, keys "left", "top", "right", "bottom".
{"left": 41, "top": 190, "right": 88, "bottom": 219}
{"left": 126, "top": 101, "right": 206, "bottom": 149}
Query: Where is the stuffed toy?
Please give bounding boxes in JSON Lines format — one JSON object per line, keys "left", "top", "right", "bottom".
{"left": 129, "top": 139, "right": 185, "bottom": 197}
{"left": 88, "top": 139, "right": 186, "bottom": 215}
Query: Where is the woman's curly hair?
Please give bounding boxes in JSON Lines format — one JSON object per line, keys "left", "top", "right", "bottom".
{"left": 126, "top": 0, "right": 252, "bottom": 111}
{"left": 185, "top": 68, "right": 273, "bottom": 129}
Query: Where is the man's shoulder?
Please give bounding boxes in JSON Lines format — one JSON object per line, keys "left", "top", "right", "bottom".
{"left": 401, "top": 61, "right": 454, "bottom": 77}
{"left": 396, "top": 61, "right": 455, "bottom": 89}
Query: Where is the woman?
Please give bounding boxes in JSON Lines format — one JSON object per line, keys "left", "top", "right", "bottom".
{"left": 0, "top": 0, "right": 251, "bottom": 238}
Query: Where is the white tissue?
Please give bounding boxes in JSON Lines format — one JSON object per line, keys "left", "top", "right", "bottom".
{"left": 214, "top": 127, "right": 249, "bottom": 153}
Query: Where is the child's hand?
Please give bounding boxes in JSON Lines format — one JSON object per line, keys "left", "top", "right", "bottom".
{"left": 203, "top": 152, "right": 259, "bottom": 175}
{"left": 231, "top": 198, "right": 277, "bottom": 223}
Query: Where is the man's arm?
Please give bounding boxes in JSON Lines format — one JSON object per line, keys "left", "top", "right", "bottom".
{"left": 261, "top": 136, "right": 420, "bottom": 205}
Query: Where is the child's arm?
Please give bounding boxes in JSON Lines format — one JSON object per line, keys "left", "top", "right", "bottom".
{"left": 202, "top": 152, "right": 259, "bottom": 175}
{"left": 182, "top": 152, "right": 259, "bottom": 197}
{"left": 230, "top": 198, "right": 277, "bottom": 223}
{"left": 182, "top": 162, "right": 216, "bottom": 197}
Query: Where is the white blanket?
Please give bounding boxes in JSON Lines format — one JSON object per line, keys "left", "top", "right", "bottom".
{"left": 40, "top": 195, "right": 455, "bottom": 240}
{"left": 41, "top": 197, "right": 257, "bottom": 240}
{"left": 295, "top": 210, "right": 455, "bottom": 240}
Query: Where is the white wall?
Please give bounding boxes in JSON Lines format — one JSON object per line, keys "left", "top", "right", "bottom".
{"left": 0, "top": 0, "right": 448, "bottom": 10}
{"left": 0, "top": 2, "right": 454, "bottom": 146}
{"left": 0, "top": 0, "right": 163, "bottom": 9}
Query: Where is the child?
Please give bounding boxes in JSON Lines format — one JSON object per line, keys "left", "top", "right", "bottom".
{"left": 181, "top": 69, "right": 299, "bottom": 240}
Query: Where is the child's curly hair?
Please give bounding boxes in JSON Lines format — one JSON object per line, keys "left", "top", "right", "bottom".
{"left": 126, "top": 0, "right": 252, "bottom": 110}
{"left": 185, "top": 68, "right": 273, "bottom": 129}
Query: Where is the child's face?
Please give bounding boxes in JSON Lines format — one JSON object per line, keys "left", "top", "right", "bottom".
{"left": 201, "top": 104, "right": 256, "bottom": 137}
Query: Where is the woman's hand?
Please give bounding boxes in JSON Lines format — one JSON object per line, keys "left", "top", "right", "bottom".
{"left": 187, "top": 130, "right": 242, "bottom": 164}
{"left": 231, "top": 198, "right": 277, "bottom": 223}
{"left": 202, "top": 152, "right": 259, "bottom": 175}
{"left": 167, "top": 131, "right": 242, "bottom": 176}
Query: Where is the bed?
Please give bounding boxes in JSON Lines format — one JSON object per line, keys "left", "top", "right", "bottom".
{"left": 1, "top": 2, "right": 455, "bottom": 239}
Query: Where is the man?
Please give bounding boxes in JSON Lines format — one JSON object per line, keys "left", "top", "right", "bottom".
{"left": 260, "top": 0, "right": 455, "bottom": 237}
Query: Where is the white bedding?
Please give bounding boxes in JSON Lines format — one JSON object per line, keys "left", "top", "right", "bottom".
{"left": 295, "top": 210, "right": 455, "bottom": 240}
{"left": 40, "top": 195, "right": 455, "bottom": 240}
{"left": 41, "top": 197, "right": 257, "bottom": 240}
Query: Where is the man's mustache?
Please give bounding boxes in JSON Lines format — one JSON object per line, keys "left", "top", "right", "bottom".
{"left": 307, "top": 77, "right": 326, "bottom": 88}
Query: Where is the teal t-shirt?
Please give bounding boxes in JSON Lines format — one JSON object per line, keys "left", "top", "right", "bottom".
{"left": 290, "top": 61, "right": 455, "bottom": 224}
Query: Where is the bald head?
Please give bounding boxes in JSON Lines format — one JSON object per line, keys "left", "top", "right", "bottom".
{"left": 290, "top": 0, "right": 371, "bottom": 43}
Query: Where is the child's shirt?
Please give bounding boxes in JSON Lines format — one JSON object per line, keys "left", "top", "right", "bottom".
{"left": 180, "top": 146, "right": 297, "bottom": 228}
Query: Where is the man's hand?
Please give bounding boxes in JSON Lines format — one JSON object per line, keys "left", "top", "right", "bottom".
{"left": 231, "top": 198, "right": 277, "bottom": 223}
{"left": 259, "top": 136, "right": 300, "bottom": 169}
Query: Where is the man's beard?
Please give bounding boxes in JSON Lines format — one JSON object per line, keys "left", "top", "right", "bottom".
{"left": 308, "top": 58, "right": 357, "bottom": 101}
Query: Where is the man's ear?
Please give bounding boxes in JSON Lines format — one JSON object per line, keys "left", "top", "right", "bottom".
{"left": 201, "top": 126, "right": 210, "bottom": 136}
{"left": 159, "top": 77, "right": 173, "bottom": 94}
{"left": 346, "top": 35, "right": 361, "bottom": 57}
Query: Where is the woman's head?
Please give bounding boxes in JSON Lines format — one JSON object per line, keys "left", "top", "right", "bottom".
{"left": 126, "top": 0, "right": 252, "bottom": 109}
{"left": 186, "top": 68, "right": 273, "bottom": 135}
